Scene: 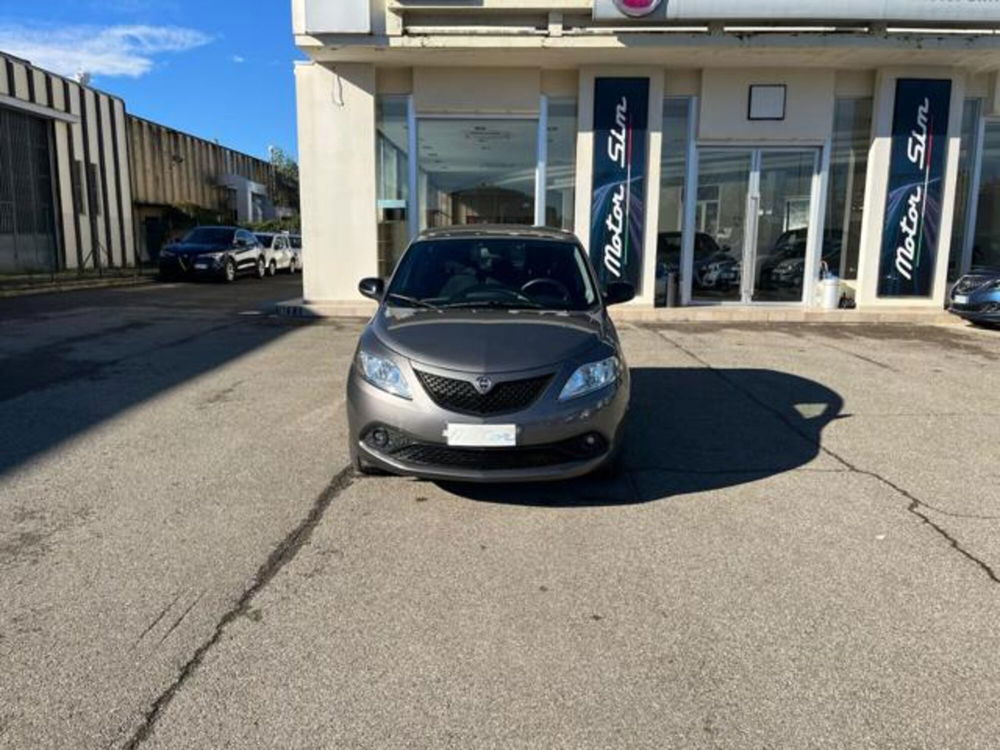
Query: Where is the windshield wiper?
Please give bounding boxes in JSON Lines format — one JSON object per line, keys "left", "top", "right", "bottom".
{"left": 441, "top": 300, "right": 544, "bottom": 310}
{"left": 385, "top": 293, "right": 441, "bottom": 310}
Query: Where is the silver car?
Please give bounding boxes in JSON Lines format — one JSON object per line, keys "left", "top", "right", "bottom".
{"left": 347, "top": 226, "right": 634, "bottom": 482}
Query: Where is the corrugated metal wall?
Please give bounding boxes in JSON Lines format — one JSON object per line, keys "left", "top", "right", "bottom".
{"left": 0, "top": 52, "right": 135, "bottom": 271}
{"left": 128, "top": 116, "right": 276, "bottom": 210}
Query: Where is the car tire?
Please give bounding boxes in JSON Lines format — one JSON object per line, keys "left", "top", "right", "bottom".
{"left": 222, "top": 259, "right": 237, "bottom": 284}
{"left": 255, "top": 257, "right": 266, "bottom": 279}
{"left": 268, "top": 260, "right": 277, "bottom": 277}
{"left": 288, "top": 261, "right": 297, "bottom": 275}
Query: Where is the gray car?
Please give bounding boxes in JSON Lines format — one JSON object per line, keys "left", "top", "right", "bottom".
{"left": 347, "top": 226, "right": 634, "bottom": 482}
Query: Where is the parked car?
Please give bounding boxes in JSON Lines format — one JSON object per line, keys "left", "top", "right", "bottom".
{"left": 655, "top": 231, "right": 725, "bottom": 303}
{"left": 949, "top": 268, "right": 1000, "bottom": 326}
{"left": 762, "top": 230, "right": 844, "bottom": 289}
{"left": 288, "top": 234, "right": 303, "bottom": 273}
{"left": 347, "top": 225, "right": 634, "bottom": 482}
{"left": 158, "top": 227, "right": 266, "bottom": 282}
{"left": 255, "top": 232, "right": 299, "bottom": 275}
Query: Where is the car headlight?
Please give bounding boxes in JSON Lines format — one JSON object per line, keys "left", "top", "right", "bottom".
{"left": 357, "top": 350, "right": 411, "bottom": 399}
{"left": 160, "top": 250, "right": 174, "bottom": 258}
{"left": 203, "top": 252, "right": 224, "bottom": 265}
{"left": 559, "top": 356, "right": 620, "bottom": 401}
{"left": 987, "top": 278, "right": 1000, "bottom": 291}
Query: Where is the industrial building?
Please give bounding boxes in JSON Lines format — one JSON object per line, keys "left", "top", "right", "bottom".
{"left": 0, "top": 50, "right": 288, "bottom": 274}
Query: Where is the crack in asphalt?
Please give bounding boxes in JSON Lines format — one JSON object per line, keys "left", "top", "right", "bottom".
{"left": 132, "top": 592, "right": 182, "bottom": 648}
{"left": 157, "top": 591, "right": 205, "bottom": 646}
{"left": 655, "top": 328, "right": 1000, "bottom": 586}
{"left": 121, "top": 465, "right": 356, "bottom": 749}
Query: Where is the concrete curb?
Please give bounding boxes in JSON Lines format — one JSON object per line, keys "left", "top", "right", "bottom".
{"left": 274, "top": 297, "right": 963, "bottom": 327}
{"left": 0, "top": 275, "right": 156, "bottom": 299}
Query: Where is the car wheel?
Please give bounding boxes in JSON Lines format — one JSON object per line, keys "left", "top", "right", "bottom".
{"left": 222, "top": 259, "right": 236, "bottom": 284}
{"left": 288, "top": 260, "right": 297, "bottom": 274}
{"left": 255, "top": 257, "right": 266, "bottom": 279}
{"left": 268, "top": 260, "right": 277, "bottom": 277}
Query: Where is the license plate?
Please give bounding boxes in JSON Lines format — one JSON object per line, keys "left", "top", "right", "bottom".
{"left": 953, "top": 294, "right": 969, "bottom": 305}
{"left": 194, "top": 262, "right": 209, "bottom": 269}
{"left": 446, "top": 423, "right": 516, "bottom": 448}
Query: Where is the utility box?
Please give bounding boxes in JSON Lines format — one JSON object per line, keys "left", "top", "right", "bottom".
{"left": 303, "top": 0, "right": 371, "bottom": 35}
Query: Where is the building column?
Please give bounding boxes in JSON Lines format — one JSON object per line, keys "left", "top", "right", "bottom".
{"left": 855, "top": 67, "right": 965, "bottom": 308}
{"left": 295, "top": 61, "right": 378, "bottom": 303}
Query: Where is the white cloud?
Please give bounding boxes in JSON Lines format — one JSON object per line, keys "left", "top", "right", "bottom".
{"left": 231, "top": 55, "right": 245, "bottom": 64}
{"left": 0, "top": 23, "right": 211, "bottom": 78}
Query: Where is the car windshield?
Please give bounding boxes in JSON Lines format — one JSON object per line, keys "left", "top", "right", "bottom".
{"left": 255, "top": 234, "right": 275, "bottom": 248}
{"left": 387, "top": 238, "right": 598, "bottom": 311}
{"left": 183, "top": 227, "right": 235, "bottom": 245}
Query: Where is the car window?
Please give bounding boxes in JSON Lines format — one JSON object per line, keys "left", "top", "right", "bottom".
{"left": 182, "top": 227, "right": 235, "bottom": 245}
{"left": 255, "top": 234, "right": 275, "bottom": 248}
{"left": 290, "top": 236, "right": 302, "bottom": 249}
{"left": 388, "top": 238, "right": 598, "bottom": 311}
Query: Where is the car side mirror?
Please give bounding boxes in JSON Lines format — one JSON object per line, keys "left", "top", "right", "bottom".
{"left": 358, "top": 277, "right": 385, "bottom": 301}
{"left": 603, "top": 281, "right": 635, "bottom": 306}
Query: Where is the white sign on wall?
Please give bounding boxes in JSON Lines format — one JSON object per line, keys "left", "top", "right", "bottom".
{"left": 594, "top": 0, "right": 1000, "bottom": 22}
{"left": 304, "top": 0, "right": 371, "bottom": 34}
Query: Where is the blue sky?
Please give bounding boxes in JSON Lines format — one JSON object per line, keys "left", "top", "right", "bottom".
{"left": 0, "top": 0, "right": 304, "bottom": 160}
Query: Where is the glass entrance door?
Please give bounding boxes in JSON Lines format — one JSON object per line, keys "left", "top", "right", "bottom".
{"left": 693, "top": 147, "right": 819, "bottom": 304}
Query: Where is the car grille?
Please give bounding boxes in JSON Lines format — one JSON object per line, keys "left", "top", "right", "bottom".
{"left": 385, "top": 436, "right": 608, "bottom": 471}
{"left": 955, "top": 276, "right": 992, "bottom": 294}
{"left": 414, "top": 370, "right": 552, "bottom": 416}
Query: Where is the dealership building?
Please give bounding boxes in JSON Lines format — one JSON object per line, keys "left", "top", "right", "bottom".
{"left": 292, "top": 0, "right": 1000, "bottom": 312}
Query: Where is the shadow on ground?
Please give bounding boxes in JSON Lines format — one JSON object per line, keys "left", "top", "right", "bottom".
{"left": 439, "top": 367, "right": 845, "bottom": 506}
{"left": 0, "top": 314, "right": 311, "bottom": 477}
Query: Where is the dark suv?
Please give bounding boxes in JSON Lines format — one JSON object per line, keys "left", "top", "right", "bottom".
{"left": 158, "top": 227, "right": 266, "bottom": 282}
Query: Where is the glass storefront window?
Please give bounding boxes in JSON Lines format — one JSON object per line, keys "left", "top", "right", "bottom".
{"left": 824, "top": 98, "right": 872, "bottom": 281}
{"left": 970, "top": 120, "right": 1000, "bottom": 271}
{"left": 417, "top": 118, "right": 537, "bottom": 229}
{"left": 949, "top": 99, "right": 982, "bottom": 280}
{"left": 545, "top": 98, "right": 577, "bottom": 231}
{"left": 656, "top": 98, "right": 692, "bottom": 306}
{"left": 375, "top": 96, "right": 409, "bottom": 278}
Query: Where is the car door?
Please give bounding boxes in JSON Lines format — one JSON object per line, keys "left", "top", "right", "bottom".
{"left": 235, "top": 230, "right": 257, "bottom": 271}
{"left": 274, "top": 236, "right": 288, "bottom": 267}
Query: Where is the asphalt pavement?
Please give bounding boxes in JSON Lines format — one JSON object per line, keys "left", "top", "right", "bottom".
{"left": 2, "top": 279, "right": 1000, "bottom": 748}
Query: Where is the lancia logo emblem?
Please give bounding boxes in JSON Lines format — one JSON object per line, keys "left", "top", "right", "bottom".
{"left": 474, "top": 376, "right": 494, "bottom": 395}
{"left": 613, "top": 0, "right": 663, "bottom": 17}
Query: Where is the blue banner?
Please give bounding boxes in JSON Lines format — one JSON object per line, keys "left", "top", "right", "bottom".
{"left": 590, "top": 77, "right": 649, "bottom": 290}
{"left": 878, "top": 78, "right": 952, "bottom": 297}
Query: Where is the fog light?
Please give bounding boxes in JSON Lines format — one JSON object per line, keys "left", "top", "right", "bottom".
{"left": 372, "top": 428, "right": 389, "bottom": 448}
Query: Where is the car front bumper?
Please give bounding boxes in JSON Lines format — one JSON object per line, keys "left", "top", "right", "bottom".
{"left": 347, "top": 366, "right": 629, "bottom": 483}
{"left": 949, "top": 298, "right": 1000, "bottom": 322}
{"left": 159, "top": 256, "right": 225, "bottom": 278}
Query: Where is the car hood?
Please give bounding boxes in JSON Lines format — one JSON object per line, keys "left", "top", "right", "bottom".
{"left": 372, "top": 308, "right": 610, "bottom": 373}
{"left": 165, "top": 243, "right": 228, "bottom": 256}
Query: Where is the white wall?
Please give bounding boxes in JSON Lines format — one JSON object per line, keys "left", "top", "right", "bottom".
{"left": 700, "top": 69, "right": 835, "bottom": 143}
{"left": 296, "top": 61, "right": 379, "bottom": 303}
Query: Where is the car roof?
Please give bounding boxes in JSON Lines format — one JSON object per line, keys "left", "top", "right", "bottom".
{"left": 416, "top": 224, "right": 579, "bottom": 243}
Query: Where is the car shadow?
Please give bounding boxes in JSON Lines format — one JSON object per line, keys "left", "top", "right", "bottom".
{"left": 437, "top": 367, "right": 845, "bottom": 506}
